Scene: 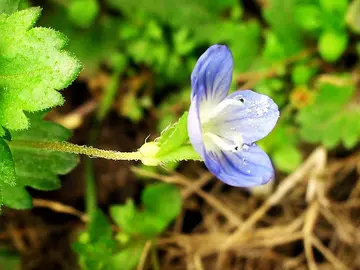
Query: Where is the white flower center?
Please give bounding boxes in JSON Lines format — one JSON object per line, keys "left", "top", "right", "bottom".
{"left": 200, "top": 96, "right": 245, "bottom": 152}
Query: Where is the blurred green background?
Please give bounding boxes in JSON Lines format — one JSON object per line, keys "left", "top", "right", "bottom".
{"left": 35, "top": 0, "right": 360, "bottom": 173}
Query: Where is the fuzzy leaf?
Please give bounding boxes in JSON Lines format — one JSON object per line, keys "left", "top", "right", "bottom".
{"left": 40, "top": 8, "right": 119, "bottom": 77}
{"left": 156, "top": 111, "right": 189, "bottom": 157}
{"left": 2, "top": 113, "right": 79, "bottom": 209}
{"left": 0, "top": 7, "right": 81, "bottom": 135}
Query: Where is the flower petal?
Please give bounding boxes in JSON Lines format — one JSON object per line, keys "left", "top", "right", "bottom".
{"left": 214, "top": 90, "right": 280, "bottom": 144}
{"left": 188, "top": 94, "right": 205, "bottom": 156}
{"left": 204, "top": 143, "right": 274, "bottom": 187}
{"left": 191, "top": 44, "right": 233, "bottom": 104}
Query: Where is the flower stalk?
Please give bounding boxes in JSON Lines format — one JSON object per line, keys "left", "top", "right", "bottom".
{"left": 10, "top": 140, "right": 143, "bottom": 161}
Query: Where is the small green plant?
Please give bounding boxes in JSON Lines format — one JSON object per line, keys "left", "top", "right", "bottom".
{"left": 73, "top": 183, "right": 181, "bottom": 269}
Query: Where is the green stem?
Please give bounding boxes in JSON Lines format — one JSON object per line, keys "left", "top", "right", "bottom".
{"left": 84, "top": 157, "right": 96, "bottom": 215}
{"left": 10, "top": 140, "right": 143, "bottom": 161}
{"left": 84, "top": 120, "right": 100, "bottom": 215}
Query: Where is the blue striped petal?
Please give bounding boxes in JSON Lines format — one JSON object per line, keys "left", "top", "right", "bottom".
{"left": 204, "top": 143, "right": 274, "bottom": 187}
{"left": 214, "top": 90, "right": 280, "bottom": 144}
{"left": 188, "top": 94, "right": 205, "bottom": 156}
{"left": 191, "top": 44, "right": 233, "bottom": 104}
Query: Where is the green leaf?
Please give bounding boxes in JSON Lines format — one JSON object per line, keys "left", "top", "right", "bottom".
{"left": 68, "top": 0, "right": 99, "bottom": 28}
{"left": 230, "top": 21, "right": 261, "bottom": 72}
{"left": 0, "top": 7, "right": 81, "bottom": 134}
{"left": 104, "top": 242, "right": 145, "bottom": 270}
{"left": 318, "top": 30, "right": 348, "bottom": 62}
{"left": 291, "top": 63, "right": 317, "bottom": 85}
{"left": 297, "top": 76, "right": 360, "bottom": 149}
{"left": 0, "top": 0, "right": 22, "bottom": 14}
{"left": 173, "top": 28, "right": 196, "bottom": 56}
{"left": 0, "top": 138, "right": 16, "bottom": 185}
{"left": 142, "top": 183, "right": 182, "bottom": 222}
{"left": 0, "top": 137, "right": 23, "bottom": 208}
{"left": 342, "top": 114, "right": 360, "bottom": 149}
{"left": 263, "top": 0, "right": 304, "bottom": 57}
{"left": 88, "top": 209, "right": 113, "bottom": 243}
{"left": 2, "top": 113, "right": 79, "bottom": 209}
{"left": 111, "top": 200, "right": 166, "bottom": 236}
{"left": 319, "top": 0, "right": 348, "bottom": 14}
{"left": 156, "top": 111, "right": 189, "bottom": 157}
{"left": 73, "top": 209, "right": 117, "bottom": 270}
{"left": 346, "top": 0, "right": 360, "bottom": 34}
{"left": 159, "top": 145, "right": 201, "bottom": 162}
{"left": 272, "top": 145, "right": 302, "bottom": 173}
{"left": 258, "top": 123, "right": 302, "bottom": 173}
{"left": 40, "top": 8, "right": 119, "bottom": 77}
{"left": 294, "top": 4, "right": 322, "bottom": 31}
{"left": 110, "top": 183, "right": 182, "bottom": 237}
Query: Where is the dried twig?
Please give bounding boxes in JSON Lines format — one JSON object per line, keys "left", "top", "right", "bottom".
{"left": 33, "top": 198, "right": 88, "bottom": 222}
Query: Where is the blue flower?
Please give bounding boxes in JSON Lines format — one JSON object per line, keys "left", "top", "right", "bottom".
{"left": 188, "top": 45, "right": 280, "bottom": 187}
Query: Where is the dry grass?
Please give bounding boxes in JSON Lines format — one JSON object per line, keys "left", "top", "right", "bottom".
{"left": 2, "top": 145, "right": 360, "bottom": 269}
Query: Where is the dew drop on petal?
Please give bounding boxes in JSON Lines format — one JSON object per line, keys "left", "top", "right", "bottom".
{"left": 242, "top": 144, "right": 249, "bottom": 151}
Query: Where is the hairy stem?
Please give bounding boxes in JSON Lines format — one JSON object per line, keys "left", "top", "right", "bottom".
{"left": 10, "top": 140, "right": 143, "bottom": 161}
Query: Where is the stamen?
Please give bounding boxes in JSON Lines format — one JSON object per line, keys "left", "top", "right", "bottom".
{"left": 204, "top": 132, "right": 243, "bottom": 152}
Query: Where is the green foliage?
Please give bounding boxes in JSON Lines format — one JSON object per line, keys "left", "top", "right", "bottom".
{"left": 1, "top": 113, "right": 79, "bottom": 209}
{"left": 0, "top": 8, "right": 81, "bottom": 134}
{"left": 156, "top": 112, "right": 189, "bottom": 157}
{"left": 0, "top": 0, "right": 22, "bottom": 14}
{"left": 110, "top": 183, "right": 182, "bottom": 237}
{"left": 107, "top": 0, "right": 236, "bottom": 28}
{"left": 318, "top": 30, "right": 348, "bottom": 62}
{"left": 73, "top": 209, "right": 118, "bottom": 270}
{"left": 68, "top": 0, "right": 99, "bottom": 28}
{"left": 74, "top": 184, "right": 181, "bottom": 269}
{"left": 259, "top": 124, "right": 302, "bottom": 173}
{"left": 297, "top": 76, "right": 359, "bottom": 149}
{"left": 294, "top": 0, "right": 350, "bottom": 62}
{"left": 291, "top": 63, "right": 317, "bottom": 86}
{"left": 153, "top": 111, "right": 200, "bottom": 163}
{"left": 104, "top": 243, "right": 144, "bottom": 270}
{"left": 262, "top": 0, "right": 304, "bottom": 62}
